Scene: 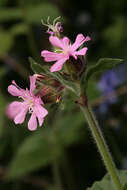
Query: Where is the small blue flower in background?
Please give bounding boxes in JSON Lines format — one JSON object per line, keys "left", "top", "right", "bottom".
{"left": 97, "top": 64, "right": 126, "bottom": 114}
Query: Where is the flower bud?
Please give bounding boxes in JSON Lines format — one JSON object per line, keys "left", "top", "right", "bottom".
{"left": 37, "top": 85, "right": 63, "bottom": 104}
{"left": 65, "top": 56, "right": 87, "bottom": 80}
{"left": 35, "top": 74, "right": 64, "bottom": 104}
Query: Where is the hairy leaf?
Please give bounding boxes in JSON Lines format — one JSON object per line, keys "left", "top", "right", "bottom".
{"left": 80, "top": 58, "right": 123, "bottom": 93}
{"left": 30, "top": 57, "right": 49, "bottom": 74}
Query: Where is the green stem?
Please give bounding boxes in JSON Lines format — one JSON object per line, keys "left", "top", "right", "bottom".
{"left": 80, "top": 103, "right": 122, "bottom": 190}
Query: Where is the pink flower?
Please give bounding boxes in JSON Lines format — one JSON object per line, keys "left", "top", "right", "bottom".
{"left": 41, "top": 34, "right": 90, "bottom": 72}
{"left": 6, "top": 76, "right": 48, "bottom": 131}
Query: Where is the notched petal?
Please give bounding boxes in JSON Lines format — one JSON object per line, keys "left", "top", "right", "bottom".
{"left": 8, "top": 84, "right": 22, "bottom": 97}
{"left": 28, "top": 113, "right": 37, "bottom": 131}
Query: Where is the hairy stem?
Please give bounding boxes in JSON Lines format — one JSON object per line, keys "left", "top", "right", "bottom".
{"left": 80, "top": 102, "right": 122, "bottom": 190}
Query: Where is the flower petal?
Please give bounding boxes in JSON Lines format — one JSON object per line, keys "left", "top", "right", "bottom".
{"left": 14, "top": 103, "right": 28, "bottom": 124}
{"left": 6, "top": 101, "right": 23, "bottom": 119}
{"left": 35, "top": 96, "right": 44, "bottom": 105}
{"left": 8, "top": 84, "right": 23, "bottom": 97}
{"left": 49, "top": 36, "right": 64, "bottom": 49}
{"left": 41, "top": 50, "right": 62, "bottom": 62}
{"left": 71, "top": 34, "right": 90, "bottom": 52}
{"left": 28, "top": 113, "right": 37, "bottom": 131}
{"left": 50, "top": 57, "right": 68, "bottom": 72}
{"left": 84, "top": 36, "right": 91, "bottom": 42}
{"left": 75, "top": 47, "right": 88, "bottom": 56}
{"left": 70, "top": 34, "right": 85, "bottom": 51}
{"left": 34, "top": 104, "right": 48, "bottom": 126}
{"left": 29, "top": 75, "right": 36, "bottom": 94}
{"left": 62, "top": 37, "right": 70, "bottom": 47}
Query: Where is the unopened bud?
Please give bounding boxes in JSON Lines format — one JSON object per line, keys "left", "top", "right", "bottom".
{"left": 65, "top": 56, "right": 87, "bottom": 80}
{"left": 35, "top": 74, "right": 64, "bottom": 104}
{"left": 37, "top": 85, "right": 62, "bottom": 104}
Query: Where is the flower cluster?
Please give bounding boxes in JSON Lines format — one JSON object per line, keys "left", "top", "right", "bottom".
{"left": 7, "top": 17, "right": 90, "bottom": 130}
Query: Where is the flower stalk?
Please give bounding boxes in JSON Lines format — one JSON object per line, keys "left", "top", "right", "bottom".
{"left": 79, "top": 96, "right": 122, "bottom": 190}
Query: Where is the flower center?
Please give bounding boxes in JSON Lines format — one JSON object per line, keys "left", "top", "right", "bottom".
{"left": 55, "top": 46, "right": 70, "bottom": 56}
{"left": 64, "top": 47, "right": 69, "bottom": 55}
{"left": 19, "top": 93, "right": 35, "bottom": 113}
{"left": 27, "top": 98, "right": 34, "bottom": 113}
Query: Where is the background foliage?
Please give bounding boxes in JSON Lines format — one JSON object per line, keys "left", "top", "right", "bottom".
{"left": 1, "top": 0, "right": 127, "bottom": 190}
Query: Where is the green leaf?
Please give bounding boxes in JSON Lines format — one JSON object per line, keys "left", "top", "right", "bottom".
{"left": 30, "top": 57, "right": 49, "bottom": 74}
{"left": 87, "top": 170, "right": 127, "bottom": 190}
{"left": 7, "top": 128, "right": 63, "bottom": 179}
{"left": 86, "top": 58, "right": 123, "bottom": 81}
{"left": 80, "top": 58, "right": 123, "bottom": 93}
{"left": 86, "top": 80, "right": 100, "bottom": 101}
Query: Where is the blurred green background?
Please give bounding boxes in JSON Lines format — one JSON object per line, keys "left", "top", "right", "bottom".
{"left": 1, "top": 0, "right": 127, "bottom": 190}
